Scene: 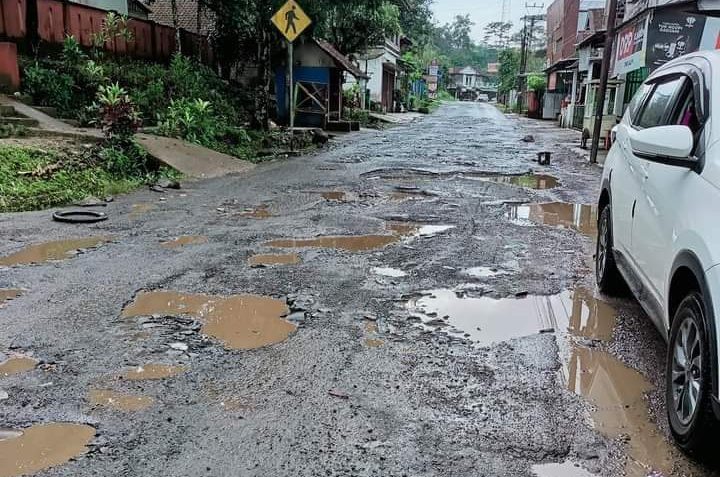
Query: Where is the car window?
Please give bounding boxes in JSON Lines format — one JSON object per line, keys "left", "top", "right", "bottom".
{"left": 672, "top": 84, "right": 702, "bottom": 135}
{"left": 636, "top": 77, "right": 686, "bottom": 129}
{"left": 625, "top": 83, "right": 652, "bottom": 123}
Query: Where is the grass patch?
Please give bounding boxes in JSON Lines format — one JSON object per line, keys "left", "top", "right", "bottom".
{"left": 0, "top": 145, "right": 177, "bottom": 212}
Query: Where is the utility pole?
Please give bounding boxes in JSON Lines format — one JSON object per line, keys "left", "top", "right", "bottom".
{"left": 518, "top": 4, "right": 544, "bottom": 113}
{"left": 590, "top": 0, "right": 618, "bottom": 163}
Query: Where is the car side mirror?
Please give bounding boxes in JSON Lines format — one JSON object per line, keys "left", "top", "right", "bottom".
{"left": 629, "top": 125, "right": 697, "bottom": 169}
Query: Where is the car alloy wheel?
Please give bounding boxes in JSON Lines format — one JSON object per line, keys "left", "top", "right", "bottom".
{"left": 596, "top": 209, "right": 609, "bottom": 284}
{"left": 671, "top": 315, "right": 703, "bottom": 426}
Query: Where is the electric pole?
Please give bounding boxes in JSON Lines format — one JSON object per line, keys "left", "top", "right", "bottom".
{"left": 590, "top": 0, "right": 619, "bottom": 163}
{"left": 518, "top": 4, "right": 544, "bottom": 113}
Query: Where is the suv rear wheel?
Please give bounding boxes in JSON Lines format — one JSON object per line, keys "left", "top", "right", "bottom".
{"left": 667, "top": 291, "right": 717, "bottom": 455}
{"left": 596, "top": 205, "right": 623, "bottom": 293}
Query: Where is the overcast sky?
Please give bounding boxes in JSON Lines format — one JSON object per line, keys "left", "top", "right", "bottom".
{"left": 430, "top": 0, "right": 539, "bottom": 43}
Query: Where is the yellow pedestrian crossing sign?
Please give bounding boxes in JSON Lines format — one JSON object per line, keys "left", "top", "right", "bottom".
{"left": 272, "top": 0, "right": 312, "bottom": 42}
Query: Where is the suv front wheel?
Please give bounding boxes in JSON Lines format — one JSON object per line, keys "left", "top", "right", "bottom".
{"left": 596, "top": 205, "right": 623, "bottom": 293}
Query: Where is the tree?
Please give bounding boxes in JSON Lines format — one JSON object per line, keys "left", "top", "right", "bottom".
{"left": 497, "top": 49, "right": 520, "bottom": 95}
{"left": 484, "top": 21, "right": 513, "bottom": 49}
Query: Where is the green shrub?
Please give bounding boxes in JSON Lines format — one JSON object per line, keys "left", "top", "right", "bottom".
{"left": 23, "top": 63, "right": 74, "bottom": 113}
{"left": 97, "top": 83, "right": 141, "bottom": 142}
{"left": 157, "top": 98, "right": 220, "bottom": 145}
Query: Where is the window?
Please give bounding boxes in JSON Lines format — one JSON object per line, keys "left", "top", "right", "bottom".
{"left": 636, "top": 77, "right": 685, "bottom": 129}
{"left": 625, "top": 82, "right": 651, "bottom": 122}
{"left": 672, "top": 84, "right": 702, "bottom": 136}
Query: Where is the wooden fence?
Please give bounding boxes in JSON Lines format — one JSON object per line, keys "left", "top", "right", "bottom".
{"left": 0, "top": 0, "right": 211, "bottom": 62}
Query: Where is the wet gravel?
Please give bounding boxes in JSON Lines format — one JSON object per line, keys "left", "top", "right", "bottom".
{"left": 0, "top": 102, "right": 717, "bottom": 476}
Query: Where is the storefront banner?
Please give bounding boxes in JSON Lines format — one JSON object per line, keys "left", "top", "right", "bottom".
{"left": 647, "top": 10, "right": 706, "bottom": 70}
{"left": 614, "top": 15, "right": 649, "bottom": 75}
{"left": 700, "top": 16, "right": 720, "bottom": 50}
{"left": 624, "top": 0, "right": 685, "bottom": 22}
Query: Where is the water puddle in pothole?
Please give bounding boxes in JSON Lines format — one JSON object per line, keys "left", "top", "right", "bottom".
{"left": 0, "top": 290, "right": 22, "bottom": 307}
{"left": 532, "top": 461, "right": 596, "bottom": 477}
{"left": 461, "top": 267, "right": 508, "bottom": 278}
{"left": 160, "top": 235, "right": 209, "bottom": 249}
{"left": 321, "top": 191, "right": 347, "bottom": 201}
{"left": 0, "top": 356, "right": 39, "bottom": 377}
{"left": 365, "top": 339, "right": 384, "bottom": 347}
{"left": 122, "top": 364, "right": 186, "bottom": 381}
{"left": 0, "top": 237, "right": 112, "bottom": 267}
{"left": 372, "top": 267, "right": 407, "bottom": 277}
{"left": 0, "top": 423, "right": 95, "bottom": 477}
{"left": 248, "top": 253, "right": 301, "bottom": 266}
{"left": 469, "top": 173, "right": 559, "bottom": 190}
{"left": 564, "top": 347, "right": 676, "bottom": 476}
{"left": 406, "top": 287, "right": 616, "bottom": 345}
{"left": 89, "top": 389, "right": 155, "bottom": 411}
{"left": 505, "top": 203, "right": 598, "bottom": 236}
{"left": 241, "top": 205, "right": 273, "bottom": 219}
{"left": 266, "top": 222, "right": 454, "bottom": 252}
{"left": 121, "top": 291, "right": 294, "bottom": 350}
{"left": 129, "top": 203, "right": 155, "bottom": 218}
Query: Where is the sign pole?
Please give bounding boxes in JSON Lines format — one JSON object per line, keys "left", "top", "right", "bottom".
{"left": 289, "top": 39, "right": 294, "bottom": 151}
{"left": 590, "top": 0, "right": 618, "bottom": 164}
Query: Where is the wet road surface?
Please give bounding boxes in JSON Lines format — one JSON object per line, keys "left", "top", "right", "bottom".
{"left": 1, "top": 102, "right": 717, "bottom": 476}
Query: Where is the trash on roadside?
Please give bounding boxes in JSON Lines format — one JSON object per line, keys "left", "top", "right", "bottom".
{"left": 52, "top": 210, "right": 108, "bottom": 224}
{"left": 521, "top": 135, "right": 535, "bottom": 143}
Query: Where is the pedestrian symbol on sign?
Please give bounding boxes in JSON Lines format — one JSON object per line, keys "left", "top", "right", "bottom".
{"left": 271, "top": 0, "right": 312, "bottom": 42}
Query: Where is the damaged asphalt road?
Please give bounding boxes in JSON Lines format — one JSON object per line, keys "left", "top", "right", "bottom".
{"left": 0, "top": 102, "right": 717, "bottom": 477}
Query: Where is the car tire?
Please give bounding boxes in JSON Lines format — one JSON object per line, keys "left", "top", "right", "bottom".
{"left": 667, "top": 292, "right": 718, "bottom": 456}
{"left": 596, "top": 205, "right": 623, "bottom": 294}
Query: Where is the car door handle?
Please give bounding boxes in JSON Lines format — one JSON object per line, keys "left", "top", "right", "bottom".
{"left": 632, "top": 200, "right": 637, "bottom": 218}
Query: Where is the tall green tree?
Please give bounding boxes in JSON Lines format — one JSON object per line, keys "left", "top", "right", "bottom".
{"left": 497, "top": 49, "right": 520, "bottom": 94}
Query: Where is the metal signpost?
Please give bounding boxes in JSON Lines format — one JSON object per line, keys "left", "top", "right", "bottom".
{"left": 271, "top": 0, "right": 312, "bottom": 148}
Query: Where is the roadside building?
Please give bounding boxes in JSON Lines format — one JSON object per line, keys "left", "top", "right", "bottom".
{"left": 274, "top": 37, "right": 369, "bottom": 129}
{"left": 353, "top": 35, "right": 402, "bottom": 112}
{"left": 447, "top": 66, "right": 498, "bottom": 101}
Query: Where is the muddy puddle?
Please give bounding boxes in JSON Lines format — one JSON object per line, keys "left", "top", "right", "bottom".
{"left": 532, "top": 462, "right": 595, "bottom": 477}
{"left": 406, "top": 287, "right": 616, "bottom": 346}
{"left": 248, "top": 253, "right": 301, "bottom": 266}
{"left": 364, "top": 321, "right": 383, "bottom": 347}
{"left": 505, "top": 203, "right": 597, "bottom": 236}
{"left": 89, "top": 389, "right": 155, "bottom": 411}
{"left": 0, "top": 356, "right": 39, "bottom": 377}
{"left": 266, "top": 235, "right": 401, "bottom": 252}
{"left": 241, "top": 205, "right": 273, "bottom": 219}
{"left": 122, "top": 364, "right": 186, "bottom": 381}
{"left": 565, "top": 347, "right": 676, "bottom": 476}
{"left": 122, "top": 291, "right": 294, "bottom": 350}
{"left": 0, "top": 237, "right": 111, "bottom": 267}
{"left": 469, "top": 173, "right": 559, "bottom": 190}
{"left": 321, "top": 191, "right": 347, "bottom": 201}
{"left": 0, "top": 423, "right": 95, "bottom": 477}
{"left": 0, "top": 289, "right": 22, "bottom": 307}
{"left": 160, "top": 235, "right": 209, "bottom": 249}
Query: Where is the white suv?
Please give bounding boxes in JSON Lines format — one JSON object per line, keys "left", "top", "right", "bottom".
{"left": 597, "top": 51, "right": 720, "bottom": 454}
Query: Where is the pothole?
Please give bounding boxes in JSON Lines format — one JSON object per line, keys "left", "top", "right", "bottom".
{"left": 0, "top": 423, "right": 95, "bottom": 477}
{"left": 0, "top": 356, "right": 39, "bottom": 377}
{"left": 121, "top": 291, "right": 294, "bottom": 350}
{"left": 241, "top": 205, "right": 273, "bottom": 219}
{"left": 531, "top": 462, "right": 596, "bottom": 477}
{"left": 321, "top": 191, "right": 347, "bottom": 201}
{"left": 265, "top": 235, "right": 402, "bottom": 252}
{"left": 461, "top": 267, "right": 508, "bottom": 278}
{"left": 0, "top": 289, "right": 22, "bottom": 307}
{"left": 160, "top": 236, "right": 209, "bottom": 249}
{"left": 89, "top": 389, "right": 155, "bottom": 411}
{"left": 406, "top": 287, "right": 616, "bottom": 345}
{"left": 468, "top": 173, "right": 559, "bottom": 190}
{"left": 505, "top": 202, "right": 597, "bottom": 236}
{"left": 372, "top": 267, "right": 407, "bottom": 278}
{"left": 129, "top": 203, "right": 155, "bottom": 218}
{"left": 122, "top": 364, "right": 186, "bottom": 381}
{"left": 248, "top": 253, "right": 301, "bottom": 267}
{"left": 565, "top": 347, "right": 676, "bottom": 476}
{"left": 0, "top": 237, "right": 112, "bottom": 267}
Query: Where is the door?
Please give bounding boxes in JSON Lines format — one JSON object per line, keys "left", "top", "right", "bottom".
{"left": 610, "top": 82, "right": 653, "bottom": 254}
{"left": 632, "top": 72, "right": 705, "bottom": 306}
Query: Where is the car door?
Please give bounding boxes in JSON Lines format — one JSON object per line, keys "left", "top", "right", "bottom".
{"left": 610, "top": 82, "right": 652, "bottom": 255}
{"left": 632, "top": 68, "right": 707, "bottom": 311}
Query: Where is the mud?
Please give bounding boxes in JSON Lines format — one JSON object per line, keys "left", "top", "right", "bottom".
{"left": 473, "top": 173, "right": 560, "bottom": 189}
{"left": 248, "top": 253, "right": 301, "bottom": 266}
{"left": 0, "top": 423, "right": 95, "bottom": 477}
{"left": 564, "top": 347, "right": 677, "bottom": 476}
{"left": 506, "top": 202, "right": 597, "bottom": 236}
{"left": 0, "top": 356, "right": 38, "bottom": 377}
{"left": 241, "top": 205, "right": 273, "bottom": 218}
{"left": 122, "top": 291, "right": 294, "bottom": 350}
{"left": 321, "top": 191, "right": 347, "bottom": 201}
{"left": 122, "top": 364, "right": 186, "bottom": 381}
{"left": 0, "top": 237, "right": 111, "bottom": 266}
{"left": 129, "top": 203, "right": 155, "bottom": 218}
{"left": 160, "top": 236, "right": 209, "bottom": 248}
{"left": 265, "top": 235, "right": 401, "bottom": 252}
{"left": 89, "top": 390, "right": 155, "bottom": 411}
{"left": 0, "top": 289, "right": 22, "bottom": 306}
